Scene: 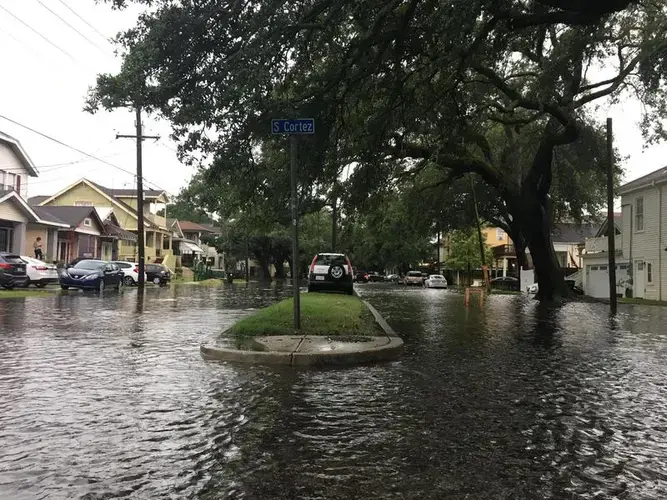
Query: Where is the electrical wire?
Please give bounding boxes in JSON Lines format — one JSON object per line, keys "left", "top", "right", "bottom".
{"left": 35, "top": 0, "right": 110, "bottom": 56}
{"left": 0, "top": 4, "right": 77, "bottom": 62}
{"left": 0, "top": 114, "right": 168, "bottom": 193}
{"left": 56, "top": 0, "right": 110, "bottom": 42}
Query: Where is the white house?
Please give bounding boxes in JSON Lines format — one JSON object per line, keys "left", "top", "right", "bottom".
{"left": 581, "top": 213, "right": 630, "bottom": 298}
{"left": 0, "top": 131, "right": 68, "bottom": 257}
{"left": 617, "top": 167, "right": 667, "bottom": 300}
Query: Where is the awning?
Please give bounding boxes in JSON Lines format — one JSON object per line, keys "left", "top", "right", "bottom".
{"left": 181, "top": 241, "right": 204, "bottom": 254}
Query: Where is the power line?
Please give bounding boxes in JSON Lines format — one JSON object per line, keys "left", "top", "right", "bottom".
{"left": 35, "top": 0, "right": 110, "bottom": 56}
{"left": 0, "top": 4, "right": 76, "bottom": 62}
{"left": 0, "top": 114, "right": 168, "bottom": 193}
{"left": 56, "top": 0, "right": 110, "bottom": 43}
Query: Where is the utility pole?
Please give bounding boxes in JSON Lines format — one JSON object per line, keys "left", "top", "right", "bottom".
{"left": 606, "top": 118, "right": 617, "bottom": 314}
{"left": 116, "top": 106, "right": 159, "bottom": 288}
{"left": 437, "top": 220, "right": 441, "bottom": 275}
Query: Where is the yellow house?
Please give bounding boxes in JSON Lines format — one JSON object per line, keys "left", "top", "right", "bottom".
{"left": 36, "top": 179, "right": 174, "bottom": 266}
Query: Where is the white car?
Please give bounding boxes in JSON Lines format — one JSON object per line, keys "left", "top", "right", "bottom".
{"left": 112, "top": 261, "right": 148, "bottom": 286}
{"left": 424, "top": 274, "right": 448, "bottom": 289}
{"left": 20, "top": 256, "right": 59, "bottom": 287}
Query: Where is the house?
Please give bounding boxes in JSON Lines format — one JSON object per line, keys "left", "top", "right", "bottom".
{"left": 616, "top": 167, "right": 667, "bottom": 300}
{"left": 580, "top": 214, "right": 629, "bottom": 298}
{"left": 34, "top": 178, "right": 175, "bottom": 267}
{"left": 0, "top": 131, "right": 69, "bottom": 257}
{"left": 167, "top": 219, "right": 225, "bottom": 268}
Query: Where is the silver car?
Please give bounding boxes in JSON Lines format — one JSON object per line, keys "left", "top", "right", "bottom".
{"left": 424, "top": 274, "right": 448, "bottom": 289}
{"left": 403, "top": 271, "right": 424, "bottom": 286}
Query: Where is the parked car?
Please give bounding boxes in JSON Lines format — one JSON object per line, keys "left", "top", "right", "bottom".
{"left": 385, "top": 274, "right": 400, "bottom": 283}
{"left": 112, "top": 261, "right": 148, "bottom": 286}
{"left": 145, "top": 263, "right": 171, "bottom": 285}
{"left": 368, "top": 272, "right": 385, "bottom": 282}
{"left": 0, "top": 252, "right": 28, "bottom": 290}
{"left": 565, "top": 279, "right": 584, "bottom": 295}
{"left": 490, "top": 276, "right": 520, "bottom": 291}
{"left": 20, "top": 256, "right": 58, "bottom": 287}
{"left": 424, "top": 274, "right": 448, "bottom": 289}
{"left": 59, "top": 260, "right": 123, "bottom": 291}
{"left": 355, "top": 270, "right": 370, "bottom": 283}
{"left": 308, "top": 252, "right": 354, "bottom": 295}
{"left": 403, "top": 271, "right": 425, "bottom": 286}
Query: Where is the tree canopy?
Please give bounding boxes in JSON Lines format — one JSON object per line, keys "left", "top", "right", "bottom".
{"left": 88, "top": 0, "right": 667, "bottom": 299}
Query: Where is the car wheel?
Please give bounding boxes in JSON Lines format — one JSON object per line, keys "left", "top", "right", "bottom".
{"left": 328, "top": 264, "right": 345, "bottom": 281}
{"left": 36, "top": 283, "right": 47, "bottom": 288}
{"left": 2, "top": 285, "right": 14, "bottom": 290}
{"left": 98, "top": 280, "right": 105, "bottom": 293}
{"left": 60, "top": 285, "right": 69, "bottom": 290}
{"left": 123, "top": 276, "right": 134, "bottom": 286}
{"left": 153, "top": 277, "right": 161, "bottom": 284}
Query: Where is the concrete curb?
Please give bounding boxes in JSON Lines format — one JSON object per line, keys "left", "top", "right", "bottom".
{"left": 200, "top": 299, "right": 403, "bottom": 367}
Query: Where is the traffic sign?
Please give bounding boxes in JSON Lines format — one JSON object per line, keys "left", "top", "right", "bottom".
{"left": 271, "top": 118, "right": 315, "bottom": 135}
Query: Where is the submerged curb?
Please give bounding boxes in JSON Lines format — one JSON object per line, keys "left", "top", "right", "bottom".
{"left": 200, "top": 297, "right": 403, "bottom": 367}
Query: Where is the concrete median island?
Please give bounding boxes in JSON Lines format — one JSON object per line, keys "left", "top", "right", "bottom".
{"left": 200, "top": 293, "right": 403, "bottom": 366}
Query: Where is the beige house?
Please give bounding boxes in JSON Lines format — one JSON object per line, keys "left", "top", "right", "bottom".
{"left": 35, "top": 179, "right": 175, "bottom": 267}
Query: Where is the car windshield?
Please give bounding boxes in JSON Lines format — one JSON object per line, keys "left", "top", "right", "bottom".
{"left": 315, "top": 254, "right": 346, "bottom": 266}
{"left": 430, "top": 275, "right": 444, "bottom": 280}
{"left": 73, "top": 261, "right": 104, "bottom": 270}
{"left": 407, "top": 271, "right": 422, "bottom": 277}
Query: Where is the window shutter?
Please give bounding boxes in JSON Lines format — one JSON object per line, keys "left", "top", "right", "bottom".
{"left": 15, "top": 175, "right": 21, "bottom": 193}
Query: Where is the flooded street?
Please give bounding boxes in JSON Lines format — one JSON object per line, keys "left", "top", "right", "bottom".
{"left": 2, "top": 283, "right": 667, "bottom": 499}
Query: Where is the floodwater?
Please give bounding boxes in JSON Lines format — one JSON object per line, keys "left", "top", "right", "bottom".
{"left": 1, "top": 283, "right": 667, "bottom": 499}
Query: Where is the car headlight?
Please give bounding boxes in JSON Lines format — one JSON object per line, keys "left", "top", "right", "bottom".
{"left": 60, "top": 270, "right": 68, "bottom": 277}
{"left": 83, "top": 274, "right": 99, "bottom": 280}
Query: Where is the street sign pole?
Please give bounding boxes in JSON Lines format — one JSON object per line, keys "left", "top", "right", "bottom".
{"left": 272, "top": 118, "right": 315, "bottom": 332}
{"left": 290, "top": 134, "right": 300, "bottom": 330}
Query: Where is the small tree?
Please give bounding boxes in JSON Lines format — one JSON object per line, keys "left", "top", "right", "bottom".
{"left": 447, "top": 228, "right": 494, "bottom": 286}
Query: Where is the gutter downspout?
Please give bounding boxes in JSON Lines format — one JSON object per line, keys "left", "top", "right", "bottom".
{"left": 660, "top": 185, "right": 663, "bottom": 301}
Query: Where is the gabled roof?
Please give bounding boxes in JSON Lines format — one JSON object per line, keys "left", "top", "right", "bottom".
{"left": 28, "top": 195, "right": 49, "bottom": 205}
{"left": 103, "top": 221, "right": 137, "bottom": 241}
{"left": 0, "top": 190, "right": 68, "bottom": 227}
{"left": 0, "top": 131, "right": 38, "bottom": 177}
{"left": 168, "top": 218, "right": 184, "bottom": 238}
{"left": 33, "top": 205, "right": 103, "bottom": 229}
{"left": 594, "top": 213, "right": 622, "bottom": 237}
{"left": 619, "top": 167, "right": 667, "bottom": 195}
{"left": 552, "top": 222, "right": 599, "bottom": 244}
{"left": 108, "top": 188, "right": 168, "bottom": 202}
{"left": 37, "top": 179, "right": 158, "bottom": 228}
{"left": 178, "top": 220, "right": 215, "bottom": 233}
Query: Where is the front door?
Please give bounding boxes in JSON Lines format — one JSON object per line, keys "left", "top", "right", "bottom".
{"left": 635, "top": 260, "right": 646, "bottom": 299}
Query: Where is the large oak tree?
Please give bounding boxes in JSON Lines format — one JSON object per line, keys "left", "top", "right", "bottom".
{"left": 88, "top": 0, "right": 667, "bottom": 299}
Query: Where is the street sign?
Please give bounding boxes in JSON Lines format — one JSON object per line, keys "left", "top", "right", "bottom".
{"left": 271, "top": 118, "right": 315, "bottom": 135}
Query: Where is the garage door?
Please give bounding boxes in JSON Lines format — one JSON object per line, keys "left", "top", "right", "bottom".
{"left": 586, "top": 265, "right": 609, "bottom": 298}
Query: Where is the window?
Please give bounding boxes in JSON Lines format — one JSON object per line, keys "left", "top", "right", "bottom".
{"left": 591, "top": 266, "right": 599, "bottom": 271}
{"left": 648, "top": 263, "right": 653, "bottom": 283}
{"left": 635, "top": 197, "right": 644, "bottom": 231}
{"left": 599, "top": 265, "right": 608, "bottom": 271}
{"left": 496, "top": 228, "right": 505, "bottom": 241}
{"left": 83, "top": 218, "right": 92, "bottom": 227}
{"left": 75, "top": 201, "right": 93, "bottom": 206}
{"left": 618, "top": 264, "right": 628, "bottom": 270}
{"left": 5, "top": 172, "right": 15, "bottom": 191}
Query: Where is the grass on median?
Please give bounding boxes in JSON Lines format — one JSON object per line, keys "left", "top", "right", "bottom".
{"left": 619, "top": 297, "right": 667, "bottom": 307}
{"left": 230, "top": 292, "right": 381, "bottom": 337}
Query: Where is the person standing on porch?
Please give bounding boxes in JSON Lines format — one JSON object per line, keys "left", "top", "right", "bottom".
{"left": 33, "top": 237, "right": 43, "bottom": 260}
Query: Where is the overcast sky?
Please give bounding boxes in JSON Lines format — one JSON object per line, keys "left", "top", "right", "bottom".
{"left": 1, "top": 1, "right": 666, "bottom": 201}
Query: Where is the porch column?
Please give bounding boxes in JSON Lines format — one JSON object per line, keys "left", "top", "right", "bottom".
{"left": 502, "top": 257, "right": 508, "bottom": 277}
{"left": 47, "top": 228, "right": 58, "bottom": 263}
{"left": 12, "top": 222, "right": 26, "bottom": 255}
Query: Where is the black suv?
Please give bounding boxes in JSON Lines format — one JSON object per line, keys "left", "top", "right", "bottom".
{"left": 308, "top": 253, "right": 354, "bottom": 295}
{"left": 146, "top": 263, "right": 171, "bottom": 285}
{"left": 0, "top": 252, "right": 28, "bottom": 290}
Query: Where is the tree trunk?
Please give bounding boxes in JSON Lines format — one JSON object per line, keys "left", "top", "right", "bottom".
{"left": 274, "top": 261, "right": 285, "bottom": 279}
{"left": 517, "top": 193, "right": 571, "bottom": 301}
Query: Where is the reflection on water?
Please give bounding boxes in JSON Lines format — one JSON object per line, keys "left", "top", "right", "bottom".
{"left": 1, "top": 283, "right": 667, "bottom": 499}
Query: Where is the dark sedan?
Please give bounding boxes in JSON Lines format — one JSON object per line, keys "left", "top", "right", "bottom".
{"left": 146, "top": 263, "right": 171, "bottom": 285}
{"left": 59, "top": 260, "right": 123, "bottom": 291}
{"left": 489, "top": 276, "right": 520, "bottom": 291}
{"left": 0, "top": 252, "right": 28, "bottom": 290}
